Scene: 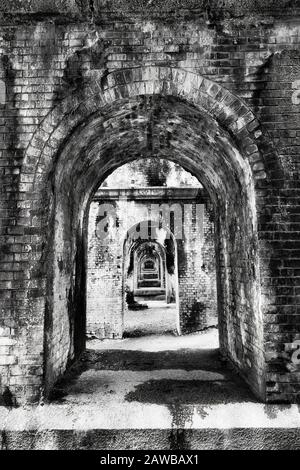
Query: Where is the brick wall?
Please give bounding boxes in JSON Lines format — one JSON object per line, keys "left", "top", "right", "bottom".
{"left": 0, "top": 3, "right": 299, "bottom": 402}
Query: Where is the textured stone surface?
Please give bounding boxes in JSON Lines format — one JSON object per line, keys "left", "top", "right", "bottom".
{"left": 2, "top": 428, "right": 300, "bottom": 450}
{"left": 1, "top": 331, "right": 300, "bottom": 450}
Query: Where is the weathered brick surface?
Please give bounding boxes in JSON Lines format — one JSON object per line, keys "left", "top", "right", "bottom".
{"left": 0, "top": 2, "right": 299, "bottom": 403}
{"left": 87, "top": 188, "right": 217, "bottom": 338}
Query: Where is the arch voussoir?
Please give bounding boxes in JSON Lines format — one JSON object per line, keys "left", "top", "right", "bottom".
{"left": 22, "top": 65, "right": 274, "bottom": 196}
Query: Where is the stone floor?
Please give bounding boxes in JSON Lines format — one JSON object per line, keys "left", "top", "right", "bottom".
{"left": 123, "top": 300, "right": 179, "bottom": 336}
{"left": 1, "top": 329, "right": 300, "bottom": 449}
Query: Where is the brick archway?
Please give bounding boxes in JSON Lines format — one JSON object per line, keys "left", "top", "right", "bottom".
{"left": 122, "top": 220, "right": 180, "bottom": 337}
{"left": 23, "top": 65, "right": 278, "bottom": 191}
{"left": 3, "top": 66, "right": 284, "bottom": 404}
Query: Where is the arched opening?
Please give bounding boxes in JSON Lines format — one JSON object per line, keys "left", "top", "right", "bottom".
{"left": 50, "top": 100, "right": 261, "bottom": 397}
{"left": 19, "top": 66, "right": 274, "bottom": 403}
{"left": 85, "top": 157, "right": 217, "bottom": 341}
{"left": 134, "top": 243, "right": 165, "bottom": 295}
{"left": 122, "top": 221, "right": 180, "bottom": 337}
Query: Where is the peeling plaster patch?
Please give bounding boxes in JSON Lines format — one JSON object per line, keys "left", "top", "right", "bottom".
{"left": 245, "top": 51, "right": 273, "bottom": 68}
{"left": 273, "top": 24, "right": 300, "bottom": 42}
{"left": 141, "top": 21, "right": 156, "bottom": 36}
{"left": 84, "top": 30, "right": 100, "bottom": 49}
{"left": 190, "top": 28, "right": 215, "bottom": 47}
{"left": 0, "top": 79, "right": 5, "bottom": 104}
{"left": 292, "top": 79, "right": 300, "bottom": 105}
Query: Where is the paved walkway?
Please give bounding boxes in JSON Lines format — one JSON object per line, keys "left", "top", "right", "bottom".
{"left": 1, "top": 330, "right": 300, "bottom": 449}
{"left": 123, "top": 300, "right": 179, "bottom": 336}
